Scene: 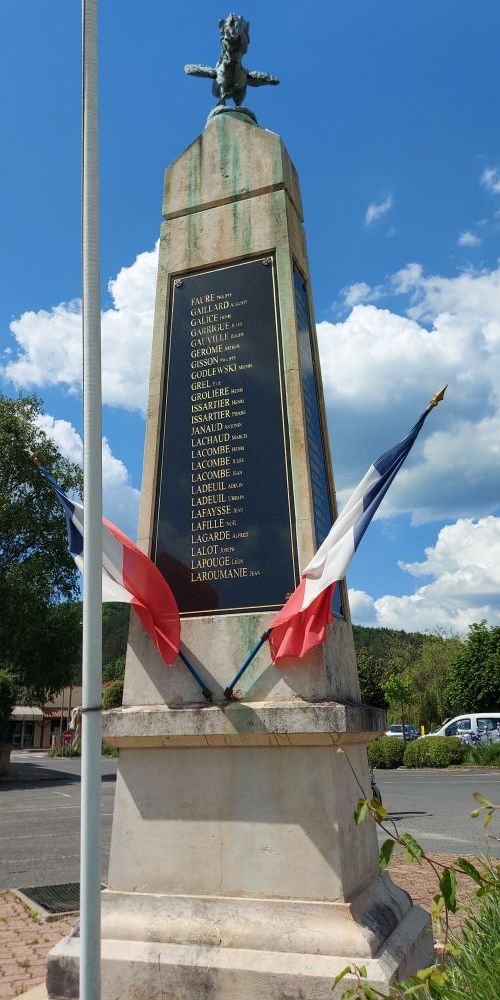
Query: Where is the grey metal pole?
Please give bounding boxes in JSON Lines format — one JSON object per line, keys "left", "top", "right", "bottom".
{"left": 81, "top": 2, "right": 102, "bottom": 999}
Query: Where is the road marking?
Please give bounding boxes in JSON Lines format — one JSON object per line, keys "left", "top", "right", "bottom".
{"left": 0, "top": 853, "right": 80, "bottom": 866}
{"left": 0, "top": 805, "right": 81, "bottom": 814}
{"left": 52, "top": 791, "right": 72, "bottom": 798}
{"left": 394, "top": 828, "right": 476, "bottom": 845}
{"left": 380, "top": 776, "right": 499, "bottom": 783}
{"left": 0, "top": 797, "right": 114, "bottom": 816}
{"left": 0, "top": 833, "right": 56, "bottom": 841}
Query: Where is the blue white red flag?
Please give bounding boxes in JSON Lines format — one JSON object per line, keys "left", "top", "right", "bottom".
{"left": 269, "top": 389, "right": 446, "bottom": 662}
{"left": 39, "top": 467, "right": 180, "bottom": 665}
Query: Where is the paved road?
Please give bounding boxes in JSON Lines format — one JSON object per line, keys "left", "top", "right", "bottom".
{"left": 0, "top": 754, "right": 117, "bottom": 890}
{"left": 376, "top": 767, "right": 500, "bottom": 855}
{"left": 1, "top": 754, "right": 498, "bottom": 889}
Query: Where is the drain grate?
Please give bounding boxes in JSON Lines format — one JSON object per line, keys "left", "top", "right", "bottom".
{"left": 20, "top": 882, "right": 82, "bottom": 915}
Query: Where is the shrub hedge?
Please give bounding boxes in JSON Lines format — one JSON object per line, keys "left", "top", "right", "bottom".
{"left": 403, "top": 735, "right": 465, "bottom": 768}
{"left": 367, "top": 736, "right": 405, "bottom": 769}
{"left": 102, "top": 678, "right": 124, "bottom": 710}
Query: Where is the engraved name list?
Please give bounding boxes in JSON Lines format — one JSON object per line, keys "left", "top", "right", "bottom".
{"left": 153, "top": 257, "right": 298, "bottom": 615}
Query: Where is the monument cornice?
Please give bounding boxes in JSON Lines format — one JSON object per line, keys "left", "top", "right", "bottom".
{"left": 102, "top": 699, "right": 385, "bottom": 748}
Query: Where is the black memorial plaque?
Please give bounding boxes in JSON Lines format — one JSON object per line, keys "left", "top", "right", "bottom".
{"left": 153, "top": 256, "right": 299, "bottom": 615}
{"left": 293, "top": 264, "right": 344, "bottom": 617}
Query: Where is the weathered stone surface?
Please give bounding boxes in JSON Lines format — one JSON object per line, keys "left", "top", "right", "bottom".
{"left": 102, "top": 699, "right": 385, "bottom": 747}
{"left": 132, "top": 110, "right": 354, "bottom": 710}
{"left": 48, "top": 112, "right": 432, "bottom": 999}
{"left": 47, "top": 905, "right": 432, "bottom": 1000}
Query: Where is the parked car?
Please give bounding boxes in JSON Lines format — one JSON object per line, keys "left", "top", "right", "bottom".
{"left": 385, "top": 724, "right": 420, "bottom": 741}
{"left": 419, "top": 713, "right": 500, "bottom": 743}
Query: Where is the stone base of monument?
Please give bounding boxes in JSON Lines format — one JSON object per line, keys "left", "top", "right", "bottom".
{"left": 47, "top": 701, "right": 432, "bottom": 1000}
{"left": 48, "top": 898, "right": 430, "bottom": 1000}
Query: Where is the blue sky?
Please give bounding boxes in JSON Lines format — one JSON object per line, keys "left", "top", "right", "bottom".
{"left": 2, "top": 1, "right": 500, "bottom": 633}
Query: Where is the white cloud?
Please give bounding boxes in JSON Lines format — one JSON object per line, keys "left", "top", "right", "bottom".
{"left": 36, "top": 414, "right": 140, "bottom": 538}
{"left": 347, "top": 588, "right": 377, "bottom": 625}
{"left": 481, "top": 166, "right": 500, "bottom": 194}
{"left": 399, "top": 516, "right": 500, "bottom": 589}
{"left": 457, "top": 231, "right": 481, "bottom": 247}
{"left": 349, "top": 516, "right": 500, "bottom": 632}
{"left": 318, "top": 263, "right": 500, "bottom": 523}
{"left": 391, "top": 262, "right": 423, "bottom": 293}
{"left": 4, "top": 244, "right": 159, "bottom": 414}
{"left": 365, "top": 195, "right": 393, "bottom": 226}
{"left": 341, "top": 282, "right": 376, "bottom": 307}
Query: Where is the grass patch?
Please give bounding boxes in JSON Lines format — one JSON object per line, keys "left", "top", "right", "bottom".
{"left": 48, "top": 745, "right": 80, "bottom": 758}
{"left": 463, "top": 742, "right": 500, "bottom": 767}
{"left": 427, "top": 871, "right": 500, "bottom": 999}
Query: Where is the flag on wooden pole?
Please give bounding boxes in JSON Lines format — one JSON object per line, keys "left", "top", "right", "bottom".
{"left": 268, "top": 388, "right": 447, "bottom": 663}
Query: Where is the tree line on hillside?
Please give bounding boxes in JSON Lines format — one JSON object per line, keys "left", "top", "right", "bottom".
{"left": 353, "top": 622, "right": 500, "bottom": 730}
{"left": 1, "top": 391, "right": 499, "bottom": 739}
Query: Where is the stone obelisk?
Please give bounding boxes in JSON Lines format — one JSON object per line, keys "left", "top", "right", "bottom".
{"left": 48, "top": 14, "right": 432, "bottom": 999}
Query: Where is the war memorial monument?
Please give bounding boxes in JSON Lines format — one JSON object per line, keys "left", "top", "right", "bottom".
{"left": 48, "top": 13, "right": 432, "bottom": 999}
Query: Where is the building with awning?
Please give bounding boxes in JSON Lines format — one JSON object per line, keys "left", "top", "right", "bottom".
{"left": 10, "top": 706, "right": 45, "bottom": 749}
{"left": 9, "top": 687, "right": 83, "bottom": 749}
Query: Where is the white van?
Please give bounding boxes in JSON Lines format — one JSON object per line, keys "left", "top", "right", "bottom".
{"left": 421, "top": 712, "right": 500, "bottom": 741}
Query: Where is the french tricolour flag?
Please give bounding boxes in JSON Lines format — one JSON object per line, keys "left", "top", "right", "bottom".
{"left": 269, "top": 391, "right": 446, "bottom": 663}
{"left": 40, "top": 467, "right": 180, "bottom": 666}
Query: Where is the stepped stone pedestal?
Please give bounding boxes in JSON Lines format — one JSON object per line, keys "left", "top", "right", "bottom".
{"left": 47, "top": 110, "right": 432, "bottom": 999}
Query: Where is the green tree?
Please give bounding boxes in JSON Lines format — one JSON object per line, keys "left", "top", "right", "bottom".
{"left": 0, "top": 393, "right": 82, "bottom": 703}
{"left": 102, "top": 654, "right": 126, "bottom": 682}
{"left": 411, "top": 632, "right": 463, "bottom": 729}
{"left": 0, "top": 670, "right": 17, "bottom": 743}
{"left": 445, "top": 621, "right": 500, "bottom": 715}
{"left": 102, "top": 603, "right": 129, "bottom": 664}
{"left": 383, "top": 673, "right": 414, "bottom": 742}
{"left": 356, "top": 648, "right": 388, "bottom": 709}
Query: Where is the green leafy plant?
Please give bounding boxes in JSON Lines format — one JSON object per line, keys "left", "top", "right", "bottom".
{"left": 427, "top": 860, "right": 500, "bottom": 1000}
{"left": 445, "top": 620, "right": 500, "bottom": 716}
{"left": 334, "top": 747, "right": 499, "bottom": 999}
{"left": 49, "top": 743, "right": 80, "bottom": 758}
{"left": 102, "top": 679, "right": 124, "bottom": 710}
{"left": 0, "top": 392, "right": 83, "bottom": 704}
{"left": 367, "top": 736, "right": 405, "bottom": 769}
{"left": 102, "top": 654, "right": 126, "bottom": 682}
{"left": 0, "top": 668, "right": 17, "bottom": 743}
{"left": 353, "top": 625, "right": 463, "bottom": 732}
{"left": 463, "top": 741, "right": 500, "bottom": 767}
{"left": 403, "top": 737, "right": 465, "bottom": 769}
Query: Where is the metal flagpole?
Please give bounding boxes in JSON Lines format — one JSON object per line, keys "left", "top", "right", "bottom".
{"left": 81, "top": 2, "right": 102, "bottom": 999}
{"left": 223, "top": 630, "right": 270, "bottom": 699}
{"left": 178, "top": 648, "right": 213, "bottom": 701}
